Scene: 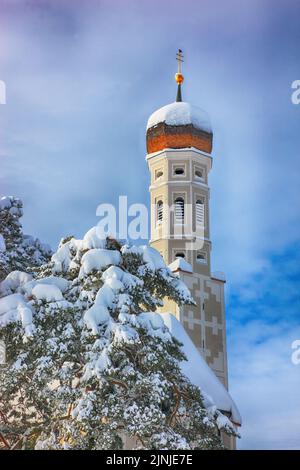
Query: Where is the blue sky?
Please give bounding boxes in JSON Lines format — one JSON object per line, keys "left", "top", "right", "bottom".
{"left": 0, "top": 0, "right": 300, "bottom": 449}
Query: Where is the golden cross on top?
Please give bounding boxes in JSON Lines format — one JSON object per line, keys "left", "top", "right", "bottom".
{"left": 176, "top": 49, "right": 184, "bottom": 73}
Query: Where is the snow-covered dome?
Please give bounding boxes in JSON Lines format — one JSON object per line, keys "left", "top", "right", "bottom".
{"left": 146, "top": 101, "right": 213, "bottom": 155}
{"left": 147, "top": 102, "right": 211, "bottom": 133}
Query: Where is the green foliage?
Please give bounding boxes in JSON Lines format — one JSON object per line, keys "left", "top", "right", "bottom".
{"left": 0, "top": 234, "right": 236, "bottom": 450}
{"left": 0, "top": 197, "right": 51, "bottom": 281}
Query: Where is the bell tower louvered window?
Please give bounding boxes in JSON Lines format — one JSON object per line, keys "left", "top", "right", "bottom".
{"left": 196, "top": 198, "right": 205, "bottom": 226}
{"left": 156, "top": 200, "right": 163, "bottom": 224}
{"left": 174, "top": 197, "right": 184, "bottom": 223}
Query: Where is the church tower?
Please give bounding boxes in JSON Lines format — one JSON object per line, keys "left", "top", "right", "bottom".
{"left": 146, "top": 50, "right": 229, "bottom": 388}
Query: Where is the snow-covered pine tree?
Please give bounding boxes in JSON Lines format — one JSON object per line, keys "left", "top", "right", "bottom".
{"left": 0, "top": 196, "right": 52, "bottom": 281}
{"left": 0, "top": 226, "right": 237, "bottom": 450}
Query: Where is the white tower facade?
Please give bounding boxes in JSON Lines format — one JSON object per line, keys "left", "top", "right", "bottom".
{"left": 147, "top": 138, "right": 228, "bottom": 387}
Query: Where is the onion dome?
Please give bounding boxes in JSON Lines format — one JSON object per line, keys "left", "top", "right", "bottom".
{"left": 146, "top": 101, "right": 213, "bottom": 154}
{"left": 146, "top": 49, "right": 213, "bottom": 155}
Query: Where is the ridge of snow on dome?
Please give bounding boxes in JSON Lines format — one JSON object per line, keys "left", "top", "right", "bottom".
{"left": 147, "top": 101, "right": 212, "bottom": 134}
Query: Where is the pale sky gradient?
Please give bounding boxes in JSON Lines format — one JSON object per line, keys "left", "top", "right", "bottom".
{"left": 0, "top": 0, "right": 300, "bottom": 449}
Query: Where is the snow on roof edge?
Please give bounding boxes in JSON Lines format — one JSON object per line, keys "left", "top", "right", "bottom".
{"left": 168, "top": 258, "right": 193, "bottom": 274}
{"left": 159, "top": 312, "right": 242, "bottom": 425}
{"left": 211, "top": 271, "right": 226, "bottom": 282}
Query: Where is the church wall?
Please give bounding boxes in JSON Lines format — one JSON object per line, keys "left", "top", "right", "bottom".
{"left": 158, "top": 270, "right": 228, "bottom": 389}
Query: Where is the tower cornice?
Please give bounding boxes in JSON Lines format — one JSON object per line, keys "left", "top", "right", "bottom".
{"left": 146, "top": 146, "right": 213, "bottom": 162}
{"left": 149, "top": 180, "right": 210, "bottom": 191}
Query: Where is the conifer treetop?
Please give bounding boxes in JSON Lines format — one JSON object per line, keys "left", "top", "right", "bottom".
{"left": 0, "top": 224, "right": 237, "bottom": 450}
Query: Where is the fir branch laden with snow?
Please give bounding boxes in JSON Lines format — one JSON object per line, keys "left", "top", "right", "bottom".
{"left": 0, "top": 196, "right": 52, "bottom": 281}
{"left": 0, "top": 225, "right": 237, "bottom": 450}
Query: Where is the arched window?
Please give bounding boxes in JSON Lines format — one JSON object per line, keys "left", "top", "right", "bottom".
{"left": 195, "top": 169, "right": 203, "bottom": 179}
{"left": 156, "top": 200, "right": 163, "bottom": 224}
{"left": 196, "top": 198, "right": 205, "bottom": 226}
{"left": 175, "top": 252, "right": 185, "bottom": 259}
{"left": 174, "top": 197, "right": 184, "bottom": 222}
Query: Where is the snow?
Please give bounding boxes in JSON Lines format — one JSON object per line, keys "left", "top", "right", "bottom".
{"left": 80, "top": 249, "right": 121, "bottom": 277}
{"left": 0, "top": 271, "right": 33, "bottom": 296}
{"left": 32, "top": 284, "right": 63, "bottom": 302}
{"left": 96, "top": 283, "right": 118, "bottom": 307}
{"left": 0, "top": 293, "right": 26, "bottom": 317}
{"left": 0, "top": 196, "right": 23, "bottom": 218}
{"left": 34, "top": 276, "right": 70, "bottom": 293}
{"left": 83, "top": 265, "right": 144, "bottom": 334}
{"left": 51, "top": 238, "right": 83, "bottom": 273}
{"left": 121, "top": 245, "right": 193, "bottom": 304}
{"left": 51, "top": 241, "right": 74, "bottom": 273}
{"left": 138, "top": 312, "right": 172, "bottom": 342}
{"left": 0, "top": 293, "right": 34, "bottom": 336}
{"left": 159, "top": 312, "right": 242, "bottom": 425}
{"left": 0, "top": 274, "right": 69, "bottom": 300}
{"left": 0, "top": 216, "right": 240, "bottom": 442}
{"left": 0, "top": 196, "right": 14, "bottom": 210}
{"left": 121, "top": 245, "right": 165, "bottom": 271}
{"left": 211, "top": 271, "right": 226, "bottom": 282}
{"left": 22, "top": 235, "right": 52, "bottom": 262}
{"left": 171, "top": 277, "right": 194, "bottom": 303}
{"left": 102, "top": 266, "right": 142, "bottom": 290}
{"left": 18, "top": 305, "right": 33, "bottom": 336}
{"left": 0, "top": 196, "right": 52, "bottom": 273}
{"left": 95, "top": 349, "right": 111, "bottom": 372}
{"left": 113, "top": 323, "right": 139, "bottom": 345}
{"left": 141, "top": 246, "right": 166, "bottom": 271}
{"left": 147, "top": 102, "right": 212, "bottom": 134}
{"left": 71, "top": 395, "right": 95, "bottom": 421}
{"left": 23, "top": 276, "right": 69, "bottom": 296}
{"left": 51, "top": 227, "right": 111, "bottom": 274}
{"left": 168, "top": 258, "right": 193, "bottom": 274}
{"left": 82, "top": 226, "right": 106, "bottom": 250}
{"left": 138, "top": 312, "right": 165, "bottom": 331}
{"left": 84, "top": 265, "right": 139, "bottom": 333}
{"left": 0, "top": 234, "right": 5, "bottom": 252}
{"left": 84, "top": 305, "right": 110, "bottom": 334}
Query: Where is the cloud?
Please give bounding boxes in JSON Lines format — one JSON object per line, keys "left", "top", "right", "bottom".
{"left": 230, "top": 320, "right": 300, "bottom": 449}
{"left": 227, "top": 245, "right": 300, "bottom": 449}
{"left": 1, "top": 0, "right": 300, "bottom": 450}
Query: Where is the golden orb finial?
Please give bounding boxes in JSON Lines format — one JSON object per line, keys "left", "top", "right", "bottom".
{"left": 175, "top": 72, "right": 184, "bottom": 84}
